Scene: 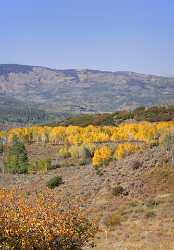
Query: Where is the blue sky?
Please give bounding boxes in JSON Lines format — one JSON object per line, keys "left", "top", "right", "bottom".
{"left": 0, "top": 0, "right": 173, "bottom": 75}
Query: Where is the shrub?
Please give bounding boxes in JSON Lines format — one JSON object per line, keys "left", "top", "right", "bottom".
{"left": 114, "top": 143, "right": 142, "bottom": 160}
{"left": 112, "top": 185, "right": 124, "bottom": 196}
{"left": 0, "top": 188, "right": 96, "bottom": 249}
{"left": 84, "top": 143, "right": 96, "bottom": 157}
{"left": 92, "top": 145, "right": 112, "bottom": 167}
{"left": 29, "top": 158, "right": 51, "bottom": 174}
{"left": 69, "top": 145, "right": 80, "bottom": 159}
{"left": 45, "top": 158, "right": 52, "bottom": 170}
{"left": 159, "top": 131, "right": 174, "bottom": 152}
{"left": 95, "top": 168, "right": 103, "bottom": 176}
{"left": 104, "top": 212, "right": 121, "bottom": 228}
{"left": 69, "top": 145, "right": 92, "bottom": 164}
{"left": 79, "top": 159, "right": 89, "bottom": 166}
{"left": 46, "top": 176, "right": 62, "bottom": 189}
{"left": 131, "top": 160, "right": 141, "bottom": 170}
{"left": 4, "top": 135, "right": 29, "bottom": 174}
{"left": 79, "top": 145, "right": 91, "bottom": 160}
{"left": 58, "top": 146, "right": 71, "bottom": 158}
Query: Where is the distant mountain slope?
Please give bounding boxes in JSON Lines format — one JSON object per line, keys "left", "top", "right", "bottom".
{"left": 0, "top": 64, "right": 174, "bottom": 114}
{"left": 0, "top": 91, "right": 67, "bottom": 125}
{"left": 47, "top": 106, "right": 174, "bottom": 127}
{"left": 0, "top": 94, "right": 59, "bottom": 124}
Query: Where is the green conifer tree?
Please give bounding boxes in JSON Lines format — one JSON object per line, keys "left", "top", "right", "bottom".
{"left": 4, "top": 135, "right": 29, "bottom": 174}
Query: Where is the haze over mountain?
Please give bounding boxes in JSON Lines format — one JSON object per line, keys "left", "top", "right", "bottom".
{"left": 0, "top": 64, "right": 174, "bottom": 118}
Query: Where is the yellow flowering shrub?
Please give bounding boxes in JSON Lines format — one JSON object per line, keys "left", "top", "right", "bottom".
{"left": 114, "top": 143, "right": 142, "bottom": 160}
{"left": 92, "top": 145, "right": 112, "bottom": 167}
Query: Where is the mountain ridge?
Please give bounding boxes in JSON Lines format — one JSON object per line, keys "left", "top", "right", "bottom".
{"left": 0, "top": 64, "right": 174, "bottom": 116}
{"left": 0, "top": 63, "right": 172, "bottom": 77}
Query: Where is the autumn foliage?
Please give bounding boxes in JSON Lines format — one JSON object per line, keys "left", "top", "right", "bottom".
{"left": 3, "top": 122, "right": 174, "bottom": 146}
{"left": 92, "top": 145, "right": 112, "bottom": 167}
{"left": 1, "top": 121, "right": 174, "bottom": 170}
{"left": 114, "top": 143, "right": 142, "bottom": 160}
{"left": 0, "top": 189, "right": 96, "bottom": 250}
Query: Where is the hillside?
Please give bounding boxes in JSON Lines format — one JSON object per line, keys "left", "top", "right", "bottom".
{"left": 0, "top": 64, "right": 174, "bottom": 116}
{"left": 1, "top": 122, "right": 174, "bottom": 249}
{"left": 49, "top": 106, "right": 174, "bottom": 127}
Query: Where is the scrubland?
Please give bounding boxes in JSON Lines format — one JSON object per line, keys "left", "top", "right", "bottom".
{"left": 0, "top": 121, "right": 174, "bottom": 249}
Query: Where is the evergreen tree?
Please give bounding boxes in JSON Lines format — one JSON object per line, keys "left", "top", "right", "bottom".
{"left": 0, "top": 140, "right": 3, "bottom": 154}
{"left": 4, "top": 135, "right": 29, "bottom": 174}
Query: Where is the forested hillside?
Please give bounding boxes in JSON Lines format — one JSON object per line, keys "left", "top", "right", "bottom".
{"left": 50, "top": 106, "right": 174, "bottom": 127}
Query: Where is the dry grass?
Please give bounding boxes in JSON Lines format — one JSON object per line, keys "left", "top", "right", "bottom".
{"left": 1, "top": 142, "right": 174, "bottom": 249}
{"left": 143, "top": 165, "right": 174, "bottom": 195}
{"left": 104, "top": 212, "right": 122, "bottom": 228}
{"left": 124, "top": 243, "right": 174, "bottom": 250}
